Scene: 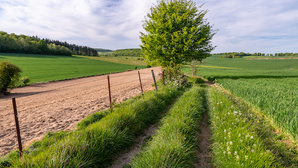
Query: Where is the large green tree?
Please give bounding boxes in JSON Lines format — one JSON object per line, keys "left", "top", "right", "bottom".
{"left": 140, "top": 0, "right": 215, "bottom": 68}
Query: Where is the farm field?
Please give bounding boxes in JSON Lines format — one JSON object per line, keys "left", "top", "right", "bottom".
{"left": 82, "top": 55, "right": 147, "bottom": 67}
{"left": 0, "top": 53, "right": 146, "bottom": 84}
{"left": 184, "top": 55, "right": 298, "bottom": 140}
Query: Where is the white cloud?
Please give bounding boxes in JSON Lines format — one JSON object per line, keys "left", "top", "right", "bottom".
{"left": 0, "top": 0, "right": 297, "bottom": 52}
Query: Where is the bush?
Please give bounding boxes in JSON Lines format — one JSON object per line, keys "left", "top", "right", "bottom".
{"left": 0, "top": 61, "right": 22, "bottom": 94}
{"left": 164, "top": 65, "right": 187, "bottom": 88}
{"left": 20, "top": 76, "right": 30, "bottom": 86}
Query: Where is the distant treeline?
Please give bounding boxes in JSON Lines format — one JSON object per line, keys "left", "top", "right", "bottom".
{"left": 94, "top": 48, "right": 113, "bottom": 53}
{"left": 0, "top": 31, "right": 98, "bottom": 56}
{"left": 214, "top": 52, "right": 298, "bottom": 58}
{"left": 103, "top": 48, "right": 141, "bottom": 57}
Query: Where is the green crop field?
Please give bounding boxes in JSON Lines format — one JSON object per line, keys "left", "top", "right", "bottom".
{"left": 0, "top": 53, "right": 146, "bottom": 83}
{"left": 184, "top": 56, "right": 298, "bottom": 140}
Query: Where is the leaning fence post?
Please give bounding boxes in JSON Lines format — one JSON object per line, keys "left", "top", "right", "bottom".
{"left": 12, "top": 98, "right": 23, "bottom": 157}
{"left": 151, "top": 70, "right": 158, "bottom": 91}
{"left": 138, "top": 71, "right": 144, "bottom": 98}
{"left": 162, "top": 70, "right": 165, "bottom": 85}
{"left": 107, "top": 75, "right": 112, "bottom": 108}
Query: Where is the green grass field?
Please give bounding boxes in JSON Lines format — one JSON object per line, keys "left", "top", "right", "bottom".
{"left": 184, "top": 55, "right": 298, "bottom": 140}
{"left": 85, "top": 56, "right": 147, "bottom": 66}
{"left": 0, "top": 53, "right": 146, "bottom": 83}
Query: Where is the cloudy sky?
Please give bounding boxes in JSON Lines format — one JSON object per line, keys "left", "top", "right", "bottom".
{"left": 0, "top": 0, "right": 297, "bottom": 53}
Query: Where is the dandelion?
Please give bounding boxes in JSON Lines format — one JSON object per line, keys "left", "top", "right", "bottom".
{"left": 257, "top": 121, "right": 259, "bottom": 123}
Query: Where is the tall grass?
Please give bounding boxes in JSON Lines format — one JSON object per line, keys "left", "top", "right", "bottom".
{"left": 218, "top": 78, "right": 297, "bottom": 140}
{"left": 209, "top": 87, "right": 279, "bottom": 167}
{"left": 129, "top": 86, "right": 205, "bottom": 167}
{"left": 4, "top": 85, "right": 183, "bottom": 167}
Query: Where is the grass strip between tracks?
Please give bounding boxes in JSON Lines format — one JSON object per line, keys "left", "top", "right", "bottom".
{"left": 209, "top": 86, "right": 279, "bottom": 167}
{"left": 129, "top": 86, "right": 204, "bottom": 167}
{"left": 1, "top": 85, "right": 184, "bottom": 167}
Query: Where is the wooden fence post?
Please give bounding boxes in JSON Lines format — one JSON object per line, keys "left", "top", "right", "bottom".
{"left": 151, "top": 70, "right": 158, "bottom": 91}
{"left": 162, "top": 70, "right": 165, "bottom": 85}
{"left": 107, "top": 75, "right": 112, "bottom": 108}
{"left": 138, "top": 71, "right": 144, "bottom": 98}
{"left": 12, "top": 98, "right": 22, "bottom": 157}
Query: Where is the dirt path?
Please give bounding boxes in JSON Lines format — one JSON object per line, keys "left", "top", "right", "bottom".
{"left": 109, "top": 122, "right": 159, "bottom": 168}
{"left": 0, "top": 67, "right": 161, "bottom": 156}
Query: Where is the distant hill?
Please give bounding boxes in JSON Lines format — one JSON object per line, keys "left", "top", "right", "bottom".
{"left": 94, "top": 48, "right": 113, "bottom": 53}
{"left": 102, "top": 48, "right": 141, "bottom": 57}
{"left": 0, "top": 31, "right": 98, "bottom": 56}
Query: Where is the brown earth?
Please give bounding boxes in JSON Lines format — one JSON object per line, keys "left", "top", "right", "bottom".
{"left": 0, "top": 67, "right": 161, "bottom": 156}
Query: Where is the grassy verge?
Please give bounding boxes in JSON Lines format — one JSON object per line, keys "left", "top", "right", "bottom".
{"left": 1, "top": 85, "right": 184, "bottom": 167}
{"left": 129, "top": 86, "right": 204, "bottom": 167}
{"left": 209, "top": 86, "right": 280, "bottom": 167}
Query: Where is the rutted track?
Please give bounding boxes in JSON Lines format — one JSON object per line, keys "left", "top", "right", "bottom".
{"left": 0, "top": 67, "right": 161, "bottom": 156}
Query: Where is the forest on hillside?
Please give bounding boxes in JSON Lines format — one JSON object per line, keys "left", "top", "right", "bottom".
{"left": 102, "top": 48, "right": 141, "bottom": 57}
{"left": 0, "top": 31, "right": 98, "bottom": 56}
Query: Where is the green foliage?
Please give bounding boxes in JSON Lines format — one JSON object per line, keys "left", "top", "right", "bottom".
{"left": 0, "top": 61, "right": 22, "bottom": 94}
{"left": 164, "top": 65, "right": 187, "bottom": 87}
{"left": 0, "top": 53, "right": 145, "bottom": 84}
{"left": 140, "top": 0, "right": 215, "bottom": 68}
{"left": 129, "top": 86, "right": 204, "bottom": 167}
{"left": 209, "top": 87, "right": 278, "bottom": 167}
{"left": 220, "top": 55, "right": 241, "bottom": 58}
{"left": 0, "top": 31, "right": 97, "bottom": 56}
{"left": 20, "top": 76, "right": 30, "bottom": 86}
{"left": 107, "top": 48, "right": 141, "bottom": 57}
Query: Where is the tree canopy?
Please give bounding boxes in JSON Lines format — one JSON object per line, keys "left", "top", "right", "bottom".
{"left": 140, "top": 0, "right": 215, "bottom": 68}
{"left": 0, "top": 31, "right": 98, "bottom": 56}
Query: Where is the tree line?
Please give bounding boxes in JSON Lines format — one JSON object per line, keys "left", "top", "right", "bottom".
{"left": 102, "top": 48, "right": 141, "bottom": 57}
{"left": 0, "top": 31, "right": 98, "bottom": 56}
{"left": 214, "top": 52, "right": 298, "bottom": 57}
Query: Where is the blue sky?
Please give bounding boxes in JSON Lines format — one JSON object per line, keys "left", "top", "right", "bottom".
{"left": 0, "top": 0, "right": 297, "bottom": 53}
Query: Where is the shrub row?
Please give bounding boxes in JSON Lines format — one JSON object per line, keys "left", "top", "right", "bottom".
{"left": 129, "top": 86, "right": 204, "bottom": 167}
{"left": 3, "top": 85, "right": 184, "bottom": 167}
{"left": 209, "top": 87, "right": 279, "bottom": 167}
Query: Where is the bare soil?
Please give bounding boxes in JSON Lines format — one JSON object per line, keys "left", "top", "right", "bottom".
{"left": 195, "top": 112, "right": 212, "bottom": 168}
{"left": 0, "top": 67, "right": 161, "bottom": 156}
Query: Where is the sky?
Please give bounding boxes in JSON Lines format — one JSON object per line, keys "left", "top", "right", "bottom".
{"left": 0, "top": 0, "right": 298, "bottom": 53}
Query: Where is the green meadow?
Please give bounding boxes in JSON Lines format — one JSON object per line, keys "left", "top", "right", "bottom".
{"left": 0, "top": 53, "right": 146, "bottom": 83}
{"left": 184, "top": 56, "right": 298, "bottom": 140}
